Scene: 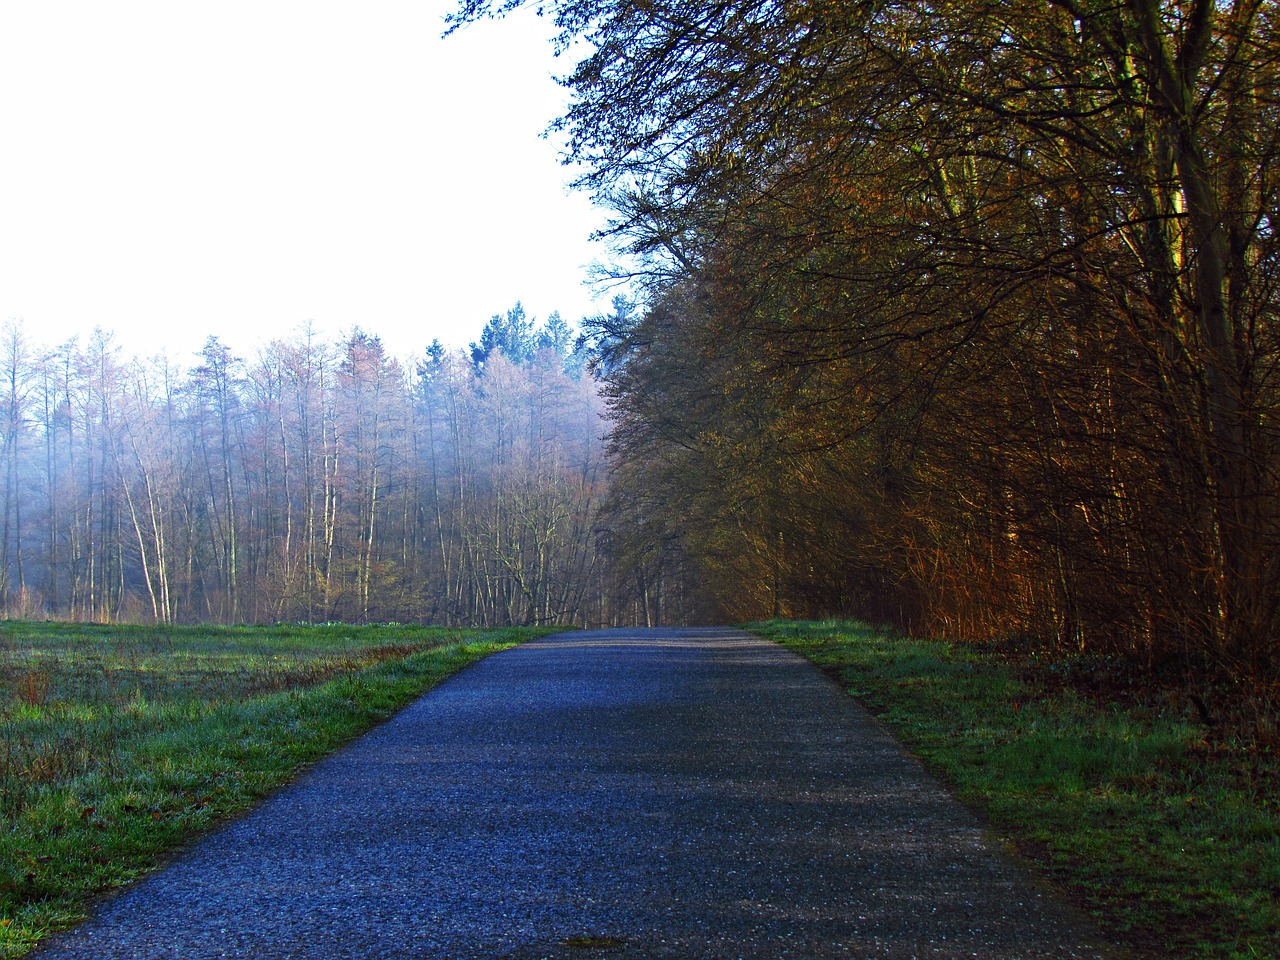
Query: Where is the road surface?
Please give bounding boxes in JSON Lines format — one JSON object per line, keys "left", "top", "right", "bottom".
{"left": 33, "top": 627, "right": 1117, "bottom": 959}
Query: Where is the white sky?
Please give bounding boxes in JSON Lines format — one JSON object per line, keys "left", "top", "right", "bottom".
{"left": 0, "top": 0, "right": 611, "bottom": 364}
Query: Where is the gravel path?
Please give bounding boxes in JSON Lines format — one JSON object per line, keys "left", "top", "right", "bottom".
{"left": 33, "top": 627, "right": 1119, "bottom": 959}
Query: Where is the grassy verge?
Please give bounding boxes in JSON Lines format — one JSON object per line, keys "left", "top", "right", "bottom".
{"left": 0, "top": 621, "right": 553, "bottom": 958}
{"left": 751, "top": 619, "right": 1278, "bottom": 960}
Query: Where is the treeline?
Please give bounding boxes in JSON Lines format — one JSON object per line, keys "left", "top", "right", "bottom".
{"left": 0, "top": 306, "right": 632, "bottom": 626}
{"left": 456, "top": 0, "right": 1280, "bottom": 673}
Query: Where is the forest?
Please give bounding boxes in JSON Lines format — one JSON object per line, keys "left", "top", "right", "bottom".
{"left": 2, "top": 0, "right": 1278, "bottom": 683}
{"left": 0, "top": 307, "right": 644, "bottom": 627}
{"left": 453, "top": 0, "right": 1278, "bottom": 680}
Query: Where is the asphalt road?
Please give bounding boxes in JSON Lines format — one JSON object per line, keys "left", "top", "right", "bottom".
{"left": 33, "top": 627, "right": 1118, "bottom": 959}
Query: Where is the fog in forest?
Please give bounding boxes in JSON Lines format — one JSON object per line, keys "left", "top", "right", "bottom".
{"left": 0, "top": 306, "right": 704, "bottom": 628}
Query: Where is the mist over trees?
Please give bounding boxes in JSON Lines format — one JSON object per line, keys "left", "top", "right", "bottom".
{"left": 0, "top": 310, "right": 646, "bottom": 627}
{"left": 451, "top": 0, "right": 1280, "bottom": 674}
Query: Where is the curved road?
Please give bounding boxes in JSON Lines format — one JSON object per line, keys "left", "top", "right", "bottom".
{"left": 34, "top": 628, "right": 1116, "bottom": 959}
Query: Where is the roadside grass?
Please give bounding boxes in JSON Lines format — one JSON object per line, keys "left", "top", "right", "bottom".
{"left": 0, "top": 621, "right": 552, "bottom": 958}
{"left": 751, "top": 619, "right": 1279, "bottom": 960}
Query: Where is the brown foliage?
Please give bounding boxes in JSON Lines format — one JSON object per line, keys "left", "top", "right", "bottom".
{"left": 556, "top": 0, "right": 1280, "bottom": 675}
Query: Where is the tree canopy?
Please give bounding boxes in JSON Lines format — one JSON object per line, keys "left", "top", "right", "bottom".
{"left": 454, "top": 0, "right": 1280, "bottom": 674}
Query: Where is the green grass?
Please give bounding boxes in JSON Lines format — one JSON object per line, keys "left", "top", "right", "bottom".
{"left": 0, "top": 620, "right": 553, "bottom": 958}
{"left": 751, "top": 619, "right": 1279, "bottom": 960}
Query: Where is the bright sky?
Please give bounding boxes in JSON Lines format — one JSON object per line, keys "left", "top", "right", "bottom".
{"left": 0, "top": 0, "right": 610, "bottom": 364}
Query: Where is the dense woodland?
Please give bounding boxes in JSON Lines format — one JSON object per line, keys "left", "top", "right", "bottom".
{"left": 451, "top": 0, "right": 1280, "bottom": 676}
{"left": 0, "top": 308, "right": 645, "bottom": 627}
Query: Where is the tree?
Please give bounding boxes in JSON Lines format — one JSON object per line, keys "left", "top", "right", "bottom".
{"left": 453, "top": 0, "right": 1280, "bottom": 671}
{"left": 0, "top": 321, "right": 32, "bottom": 610}
{"left": 113, "top": 356, "right": 183, "bottom": 623}
{"left": 188, "top": 337, "right": 246, "bottom": 621}
{"left": 470, "top": 302, "right": 535, "bottom": 368}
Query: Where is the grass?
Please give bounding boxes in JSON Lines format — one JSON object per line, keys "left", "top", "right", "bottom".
{"left": 751, "top": 619, "right": 1279, "bottom": 960}
{"left": 0, "top": 620, "right": 553, "bottom": 958}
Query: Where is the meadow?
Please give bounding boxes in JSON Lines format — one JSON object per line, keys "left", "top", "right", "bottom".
{"left": 755, "top": 620, "right": 1279, "bottom": 960}
{"left": 0, "top": 620, "right": 548, "bottom": 958}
